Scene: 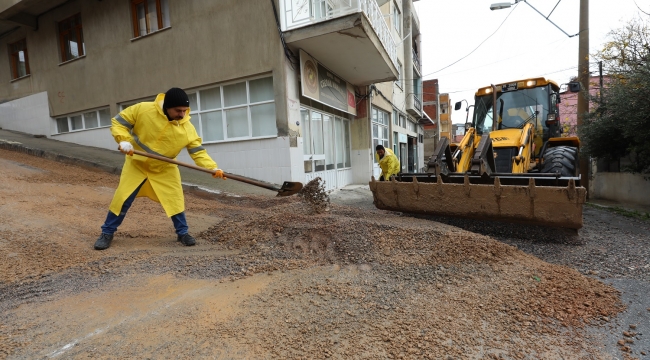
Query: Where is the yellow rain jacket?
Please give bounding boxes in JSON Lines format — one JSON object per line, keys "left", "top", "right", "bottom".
{"left": 108, "top": 93, "right": 217, "bottom": 217}
{"left": 375, "top": 148, "right": 400, "bottom": 180}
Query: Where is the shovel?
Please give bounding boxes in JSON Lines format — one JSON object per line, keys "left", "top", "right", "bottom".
{"left": 131, "top": 150, "right": 303, "bottom": 197}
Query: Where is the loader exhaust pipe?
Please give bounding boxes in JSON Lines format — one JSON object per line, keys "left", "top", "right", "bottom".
{"left": 491, "top": 84, "right": 498, "bottom": 132}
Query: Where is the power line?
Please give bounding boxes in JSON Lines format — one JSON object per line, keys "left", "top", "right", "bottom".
{"left": 421, "top": 3, "right": 519, "bottom": 79}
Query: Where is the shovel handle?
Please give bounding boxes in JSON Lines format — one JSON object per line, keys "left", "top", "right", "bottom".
{"left": 131, "top": 150, "right": 281, "bottom": 192}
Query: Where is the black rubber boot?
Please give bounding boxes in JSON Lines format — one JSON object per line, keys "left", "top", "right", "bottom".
{"left": 177, "top": 233, "right": 196, "bottom": 246}
{"left": 94, "top": 233, "right": 114, "bottom": 250}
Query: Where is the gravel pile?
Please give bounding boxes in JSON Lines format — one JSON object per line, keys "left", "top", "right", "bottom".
{"left": 196, "top": 197, "right": 624, "bottom": 358}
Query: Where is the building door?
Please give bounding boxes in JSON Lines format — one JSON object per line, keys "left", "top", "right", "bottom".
{"left": 301, "top": 107, "right": 352, "bottom": 191}
{"left": 408, "top": 136, "right": 417, "bottom": 172}
{"left": 399, "top": 142, "right": 407, "bottom": 173}
{"left": 372, "top": 107, "right": 389, "bottom": 179}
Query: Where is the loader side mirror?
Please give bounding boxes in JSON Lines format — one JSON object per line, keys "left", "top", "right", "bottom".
{"left": 454, "top": 101, "right": 462, "bottom": 111}
{"left": 568, "top": 82, "right": 581, "bottom": 93}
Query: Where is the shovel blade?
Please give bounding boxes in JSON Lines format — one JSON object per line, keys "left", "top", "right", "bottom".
{"left": 276, "top": 181, "right": 303, "bottom": 197}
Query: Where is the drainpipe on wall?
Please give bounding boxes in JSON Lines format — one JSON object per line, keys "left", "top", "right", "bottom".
{"left": 403, "top": 0, "right": 414, "bottom": 111}
{"left": 368, "top": 85, "right": 374, "bottom": 173}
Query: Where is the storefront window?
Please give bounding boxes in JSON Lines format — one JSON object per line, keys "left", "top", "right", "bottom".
{"left": 301, "top": 107, "right": 351, "bottom": 173}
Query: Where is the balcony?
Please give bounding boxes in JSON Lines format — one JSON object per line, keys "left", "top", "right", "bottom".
{"left": 280, "top": 0, "right": 398, "bottom": 85}
{"left": 407, "top": 93, "right": 422, "bottom": 117}
{"left": 0, "top": 0, "right": 70, "bottom": 32}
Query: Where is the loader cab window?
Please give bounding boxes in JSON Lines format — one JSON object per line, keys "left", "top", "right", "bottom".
{"left": 473, "top": 86, "right": 550, "bottom": 137}
{"left": 472, "top": 95, "right": 494, "bottom": 135}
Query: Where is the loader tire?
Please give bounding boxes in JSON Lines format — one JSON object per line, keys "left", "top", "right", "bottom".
{"left": 541, "top": 145, "right": 578, "bottom": 177}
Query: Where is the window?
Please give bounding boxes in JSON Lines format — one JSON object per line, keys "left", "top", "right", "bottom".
{"left": 59, "top": 14, "right": 85, "bottom": 62}
{"left": 399, "top": 114, "right": 406, "bottom": 128}
{"left": 189, "top": 76, "right": 276, "bottom": 142}
{"left": 393, "top": 109, "right": 399, "bottom": 126}
{"left": 311, "top": 0, "right": 334, "bottom": 21}
{"left": 131, "top": 0, "right": 170, "bottom": 38}
{"left": 396, "top": 60, "right": 402, "bottom": 88}
{"left": 407, "top": 119, "right": 416, "bottom": 132}
{"left": 8, "top": 39, "right": 29, "bottom": 80}
{"left": 120, "top": 97, "right": 156, "bottom": 111}
{"left": 55, "top": 108, "right": 111, "bottom": 134}
{"left": 393, "top": 131, "right": 399, "bottom": 156}
{"left": 372, "top": 107, "right": 389, "bottom": 163}
{"left": 302, "top": 107, "right": 351, "bottom": 173}
{"left": 393, "top": 1, "right": 401, "bottom": 36}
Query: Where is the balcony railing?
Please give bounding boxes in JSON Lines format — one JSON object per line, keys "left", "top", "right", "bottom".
{"left": 280, "top": 0, "right": 398, "bottom": 69}
{"left": 413, "top": 94, "right": 422, "bottom": 112}
{"left": 413, "top": 49, "right": 421, "bottom": 72}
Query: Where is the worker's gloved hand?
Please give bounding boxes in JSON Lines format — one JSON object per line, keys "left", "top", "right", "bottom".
{"left": 119, "top": 141, "right": 134, "bottom": 156}
{"left": 212, "top": 168, "right": 226, "bottom": 180}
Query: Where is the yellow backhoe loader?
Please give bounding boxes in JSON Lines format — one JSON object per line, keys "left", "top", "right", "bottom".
{"left": 370, "top": 77, "right": 586, "bottom": 231}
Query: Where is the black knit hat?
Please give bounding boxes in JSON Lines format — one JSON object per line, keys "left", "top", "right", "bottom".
{"left": 163, "top": 87, "right": 190, "bottom": 109}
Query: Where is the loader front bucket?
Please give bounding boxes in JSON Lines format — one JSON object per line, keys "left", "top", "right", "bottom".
{"left": 369, "top": 175, "right": 586, "bottom": 230}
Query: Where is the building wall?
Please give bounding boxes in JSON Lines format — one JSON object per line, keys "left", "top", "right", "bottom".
{"left": 0, "top": 91, "right": 50, "bottom": 135}
{"left": 0, "top": 0, "right": 305, "bottom": 185}
{"left": 592, "top": 172, "right": 650, "bottom": 206}
{"left": 422, "top": 79, "right": 439, "bottom": 161}
{"left": 0, "top": 0, "right": 287, "bottom": 133}
{"left": 559, "top": 75, "right": 604, "bottom": 137}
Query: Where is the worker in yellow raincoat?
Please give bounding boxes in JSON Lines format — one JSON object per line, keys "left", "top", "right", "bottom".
{"left": 375, "top": 145, "right": 400, "bottom": 181}
{"left": 94, "top": 88, "right": 225, "bottom": 250}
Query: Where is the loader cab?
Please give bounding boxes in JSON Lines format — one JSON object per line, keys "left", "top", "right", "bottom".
{"left": 472, "top": 79, "right": 561, "bottom": 156}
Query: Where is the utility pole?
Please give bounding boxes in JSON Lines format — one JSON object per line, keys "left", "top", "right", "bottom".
{"left": 577, "top": 0, "right": 589, "bottom": 198}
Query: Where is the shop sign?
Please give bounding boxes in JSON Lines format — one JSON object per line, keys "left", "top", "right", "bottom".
{"left": 300, "top": 50, "right": 357, "bottom": 116}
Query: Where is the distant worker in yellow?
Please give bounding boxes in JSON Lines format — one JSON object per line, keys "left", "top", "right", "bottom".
{"left": 94, "top": 87, "right": 225, "bottom": 250}
{"left": 375, "top": 145, "right": 400, "bottom": 181}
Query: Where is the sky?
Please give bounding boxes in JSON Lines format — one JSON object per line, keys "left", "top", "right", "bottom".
{"left": 412, "top": 0, "right": 648, "bottom": 124}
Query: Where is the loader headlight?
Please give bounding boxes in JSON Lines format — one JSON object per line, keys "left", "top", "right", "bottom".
{"left": 526, "top": 80, "right": 537, "bottom": 87}
{"left": 484, "top": 88, "right": 492, "bottom": 94}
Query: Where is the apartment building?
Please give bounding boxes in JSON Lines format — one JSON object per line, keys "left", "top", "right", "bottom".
{"left": 422, "top": 78, "right": 438, "bottom": 159}
{"left": 0, "top": 0, "right": 426, "bottom": 189}
{"left": 368, "top": 0, "right": 429, "bottom": 177}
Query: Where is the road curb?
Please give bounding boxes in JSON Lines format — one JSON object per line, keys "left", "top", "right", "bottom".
{"left": 0, "top": 140, "right": 227, "bottom": 197}
{"left": 0, "top": 141, "right": 122, "bottom": 175}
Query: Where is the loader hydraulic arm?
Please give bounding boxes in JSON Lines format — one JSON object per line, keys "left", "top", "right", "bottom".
{"left": 454, "top": 128, "right": 476, "bottom": 173}
{"left": 512, "top": 123, "right": 535, "bottom": 173}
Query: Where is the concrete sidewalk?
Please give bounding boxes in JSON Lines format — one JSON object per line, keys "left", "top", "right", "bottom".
{"left": 588, "top": 198, "right": 650, "bottom": 216}
{"left": 0, "top": 128, "right": 277, "bottom": 197}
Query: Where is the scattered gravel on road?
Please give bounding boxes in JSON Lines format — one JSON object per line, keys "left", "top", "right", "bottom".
{"left": 299, "top": 177, "right": 330, "bottom": 214}
{"left": 0, "top": 149, "right": 634, "bottom": 359}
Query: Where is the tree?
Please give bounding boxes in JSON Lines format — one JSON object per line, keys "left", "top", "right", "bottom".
{"left": 579, "top": 15, "right": 650, "bottom": 173}
{"left": 597, "top": 16, "right": 650, "bottom": 75}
